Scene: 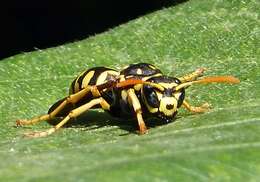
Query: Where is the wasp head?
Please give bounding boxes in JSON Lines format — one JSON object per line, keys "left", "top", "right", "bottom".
{"left": 141, "top": 76, "right": 185, "bottom": 123}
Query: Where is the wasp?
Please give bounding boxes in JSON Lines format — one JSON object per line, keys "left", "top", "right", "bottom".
{"left": 16, "top": 63, "right": 240, "bottom": 138}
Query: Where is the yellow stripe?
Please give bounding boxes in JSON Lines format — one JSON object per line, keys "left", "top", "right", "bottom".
{"left": 148, "top": 64, "right": 156, "bottom": 70}
{"left": 96, "top": 71, "right": 108, "bottom": 85}
{"left": 82, "top": 70, "right": 95, "bottom": 88}
{"left": 72, "top": 70, "right": 87, "bottom": 93}
{"left": 141, "top": 73, "right": 162, "bottom": 81}
{"left": 159, "top": 82, "right": 178, "bottom": 89}
{"left": 96, "top": 70, "right": 119, "bottom": 85}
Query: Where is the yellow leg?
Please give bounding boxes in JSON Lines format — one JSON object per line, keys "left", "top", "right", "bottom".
{"left": 127, "top": 89, "right": 147, "bottom": 134}
{"left": 16, "top": 86, "right": 101, "bottom": 126}
{"left": 24, "top": 97, "right": 109, "bottom": 138}
{"left": 178, "top": 68, "right": 206, "bottom": 83}
{"left": 182, "top": 100, "right": 210, "bottom": 113}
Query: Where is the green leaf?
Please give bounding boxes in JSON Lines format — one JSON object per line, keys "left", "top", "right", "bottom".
{"left": 0, "top": 0, "right": 259, "bottom": 181}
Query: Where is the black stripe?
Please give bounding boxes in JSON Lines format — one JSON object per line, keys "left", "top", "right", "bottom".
{"left": 89, "top": 67, "right": 112, "bottom": 85}
{"left": 70, "top": 78, "right": 77, "bottom": 94}
{"left": 77, "top": 67, "right": 118, "bottom": 89}
{"left": 120, "top": 63, "right": 162, "bottom": 77}
{"left": 77, "top": 70, "right": 91, "bottom": 90}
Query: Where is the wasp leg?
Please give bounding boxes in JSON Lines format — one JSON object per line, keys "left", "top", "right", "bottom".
{"left": 16, "top": 86, "right": 101, "bottom": 126}
{"left": 178, "top": 68, "right": 206, "bottom": 83}
{"left": 182, "top": 100, "right": 210, "bottom": 113}
{"left": 127, "top": 88, "right": 148, "bottom": 134}
{"left": 24, "top": 97, "right": 110, "bottom": 138}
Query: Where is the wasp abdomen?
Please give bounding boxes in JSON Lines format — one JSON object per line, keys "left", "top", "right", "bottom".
{"left": 70, "top": 67, "right": 119, "bottom": 94}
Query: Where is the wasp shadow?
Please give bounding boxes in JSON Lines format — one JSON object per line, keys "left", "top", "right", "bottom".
{"left": 47, "top": 110, "right": 177, "bottom": 135}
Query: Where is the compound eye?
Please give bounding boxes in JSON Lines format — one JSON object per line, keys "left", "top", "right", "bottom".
{"left": 175, "top": 90, "right": 185, "bottom": 108}
{"left": 143, "top": 85, "right": 160, "bottom": 108}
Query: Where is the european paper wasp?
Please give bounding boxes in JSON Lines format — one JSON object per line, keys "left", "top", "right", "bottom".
{"left": 16, "top": 63, "right": 240, "bottom": 138}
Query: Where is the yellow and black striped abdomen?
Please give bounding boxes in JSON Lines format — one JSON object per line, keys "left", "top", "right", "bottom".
{"left": 69, "top": 67, "right": 119, "bottom": 94}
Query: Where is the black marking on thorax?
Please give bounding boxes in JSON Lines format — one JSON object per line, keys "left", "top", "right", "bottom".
{"left": 120, "top": 63, "right": 162, "bottom": 79}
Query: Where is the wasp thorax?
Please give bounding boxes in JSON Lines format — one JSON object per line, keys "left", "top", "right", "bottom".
{"left": 142, "top": 76, "right": 185, "bottom": 122}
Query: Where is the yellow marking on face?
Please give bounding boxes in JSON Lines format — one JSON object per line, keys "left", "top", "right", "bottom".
{"left": 159, "top": 82, "right": 178, "bottom": 89}
{"left": 147, "top": 106, "right": 158, "bottom": 113}
{"left": 174, "top": 92, "right": 181, "bottom": 99}
{"left": 136, "top": 68, "right": 142, "bottom": 75}
{"left": 156, "top": 91, "right": 163, "bottom": 100}
{"left": 82, "top": 70, "right": 95, "bottom": 88}
{"left": 159, "top": 97, "right": 177, "bottom": 116}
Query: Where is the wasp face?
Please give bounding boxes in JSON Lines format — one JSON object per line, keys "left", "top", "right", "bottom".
{"left": 142, "top": 76, "right": 185, "bottom": 122}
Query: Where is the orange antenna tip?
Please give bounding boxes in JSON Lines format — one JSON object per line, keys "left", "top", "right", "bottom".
{"left": 196, "top": 76, "right": 240, "bottom": 84}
